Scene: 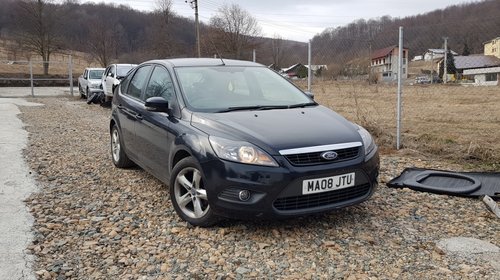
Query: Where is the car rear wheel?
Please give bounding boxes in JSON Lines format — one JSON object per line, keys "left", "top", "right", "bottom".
{"left": 170, "top": 157, "right": 219, "bottom": 227}
{"left": 110, "top": 125, "right": 134, "bottom": 168}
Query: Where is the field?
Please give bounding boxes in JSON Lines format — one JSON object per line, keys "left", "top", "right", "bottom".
{"left": 297, "top": 80, "right": 500, "bottom": 170}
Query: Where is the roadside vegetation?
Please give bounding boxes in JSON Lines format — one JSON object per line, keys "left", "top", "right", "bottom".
{"left": 296, "top": 80, "right": 500, "bottom": 170}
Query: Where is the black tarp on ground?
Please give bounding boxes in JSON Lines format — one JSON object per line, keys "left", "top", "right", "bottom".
{"left": 387, "top": 168, "right": 500, "bottom": 200}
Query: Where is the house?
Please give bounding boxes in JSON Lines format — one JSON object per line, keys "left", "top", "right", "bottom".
{"left": 454, "top": 55, "right": 500, "bottom": 86}
{"left": 370, "top": 45, "right": 409, "bottom": 82}
{"left": 483, "top": 37, "right": 500, "bottom": 59}
{"left": 280, "top": 64, "right": 327, "bottom": 78}
{"left": 281, "top": 63, "right": 308, "bottom": 78}
{"left": 423, "top": 49, "right": 458, "bottom": 61}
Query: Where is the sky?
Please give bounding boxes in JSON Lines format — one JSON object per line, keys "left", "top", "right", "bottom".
{"left": 79, "top": 0, "right": 478, "bottom": 42}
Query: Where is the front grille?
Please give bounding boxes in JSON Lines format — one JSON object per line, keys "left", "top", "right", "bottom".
{"left": 273, "top": 183, "right": 371, "bottom": 211}
{"left": 284, "top": 147, "right": 360, "bottom": 166}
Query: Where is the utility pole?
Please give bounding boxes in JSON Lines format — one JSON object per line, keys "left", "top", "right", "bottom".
{"left": 443, "top": 37, "right": 448, "bottom": 84}
{"left": 187, "top": 0, "right": 201, "bottom": 57}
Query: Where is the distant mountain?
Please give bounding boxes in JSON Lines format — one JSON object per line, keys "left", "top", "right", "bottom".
{"left": 2, "top": 0, "right": 495, "bottom": 71}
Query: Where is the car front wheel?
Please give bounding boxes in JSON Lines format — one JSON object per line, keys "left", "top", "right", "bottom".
{"left": 170, "top": 157, "right": 219, "bottom": 227}
{"left": 110, "top": 125, "right": 134, "bottom": 168}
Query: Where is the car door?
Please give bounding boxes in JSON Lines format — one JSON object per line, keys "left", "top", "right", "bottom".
{"left": 102, "top": 66, "right": 110, "bottom": 94}
{"left": 106, "top": 65, "right": 116, "bottom": 96}
{"left": 115, "top": 65, "right": 153, "bottom": 161}
{"left": 134, "top": 65, "right": 178, "bottom": 182}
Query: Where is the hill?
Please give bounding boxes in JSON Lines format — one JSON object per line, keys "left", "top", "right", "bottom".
{"left": 311, "top": 0, "right": 500, "bottom": 75}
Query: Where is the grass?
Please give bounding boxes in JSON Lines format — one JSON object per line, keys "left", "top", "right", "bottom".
{"left": 296, "top": 80, "right": 500, "bottom": 170}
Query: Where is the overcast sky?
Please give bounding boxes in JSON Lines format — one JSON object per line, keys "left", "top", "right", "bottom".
{"left": 81, "top": 0, "right": 478, "bottom": 42}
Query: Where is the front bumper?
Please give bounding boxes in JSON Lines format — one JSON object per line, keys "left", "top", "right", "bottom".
{"left": 200, "top": 149, "right": 379, "bottom": 220}
{"left": 88, "top": 87, "right": 103, "bottom": 95}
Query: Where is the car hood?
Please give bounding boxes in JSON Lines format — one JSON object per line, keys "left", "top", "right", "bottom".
{"left": 190, "top": 105, "right": 362, "bottom": 154}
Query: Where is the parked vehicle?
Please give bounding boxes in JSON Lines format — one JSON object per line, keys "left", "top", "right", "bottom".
{"left": 415, "top": 76, "right": 431, "bottom": 84}
{"left": 102, "top": 64, "right": 137, "bottom": 101}
{"left": 78, "top": 67, "right": 105, "bottom": 99}
{"left": 110, "top": 58, "right": 379, "bottom": 227}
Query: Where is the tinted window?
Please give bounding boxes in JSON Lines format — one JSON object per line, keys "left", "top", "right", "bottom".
{"left": 126, "top": 66, "right": 152, "bottom": 99}
{"left": 144, "top": 66, "right": 175, "bottom": 102}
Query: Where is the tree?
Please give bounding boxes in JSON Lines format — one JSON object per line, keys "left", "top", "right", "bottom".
{"left": 208, "top": 4, "right": 261, "bottom": 59}
{"left": 271, "top": 34, "right": 285, "bottom": 70}
{"left": 87, "top": 17, "right": 124, "bottom": 67}
{"left": 15, "top": 0, "right": 61, "bottom": 75}
{"left": 148, "top": 0, "right": 175, "bottom": 57}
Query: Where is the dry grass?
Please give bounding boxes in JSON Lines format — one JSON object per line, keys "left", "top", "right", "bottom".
{"left": 296, "top": 80, "right": 500, "bottom": 170}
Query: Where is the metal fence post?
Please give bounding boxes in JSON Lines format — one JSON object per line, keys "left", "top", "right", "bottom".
{"left": 253, "top": 49, "right": 256, "bottom": 62}
{"left": 307, "top": 40, "right": 312, "bottom": 92}
{"left": 29, "top": 60, "right": 34, "bottom": 97}
{"left": 69, "top": 55, "right": 74, "bottom": 96}
{"left": 396, "top": 26, "right": 403, "bottom": 150}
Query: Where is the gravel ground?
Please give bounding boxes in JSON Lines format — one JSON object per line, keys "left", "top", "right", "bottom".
{"left": 19, "top": 97, "right": 499, "bottom": 279}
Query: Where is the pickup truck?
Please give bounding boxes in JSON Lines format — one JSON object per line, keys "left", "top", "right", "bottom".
{"left": 78, "top": 68, "right": 105, "bottom": 99}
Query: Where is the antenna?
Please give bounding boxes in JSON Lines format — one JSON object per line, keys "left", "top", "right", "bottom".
{"left": 206, "top": 33, "right": 225, "bottom": 66}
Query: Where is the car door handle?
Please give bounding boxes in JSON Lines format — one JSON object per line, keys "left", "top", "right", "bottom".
{"left": 135, "top": 114, "right": 143, "bottom": 120}
{"left": 117, "top": 104, "right": 124, "bottom": 110}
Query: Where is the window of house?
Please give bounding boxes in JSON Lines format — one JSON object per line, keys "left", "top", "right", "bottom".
{"left": 486, "top": 73, "right": 498, "bottom": 82}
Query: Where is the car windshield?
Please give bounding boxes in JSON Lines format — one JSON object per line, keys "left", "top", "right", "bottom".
{"left": 117, "top": 65, "right": 135, "bottom": 77}
{"left": 89, "top": 70, "right": 104, "bottom": 79}
{"left": 175, "top": 66, "right": 314, "bottom": 112}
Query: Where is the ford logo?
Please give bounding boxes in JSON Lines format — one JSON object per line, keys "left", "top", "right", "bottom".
{"left": 321, "top": 151, "right": 338, "bottom": 160}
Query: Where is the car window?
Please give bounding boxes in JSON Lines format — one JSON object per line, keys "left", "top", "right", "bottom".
{"left": 126, "top": 66, "right": 152, "bottom": 99}
{"left": 110, "top": 65, "right": 116, "bottom": 76}
{"left": 175, "top": 66, "right": 311, "bottom": 111}
{"left": 89, "top": 70, "right": 104, "bottom": 79}
{"left": 144, "top": 66, "right": 175, "bottom": 102}
{"left": 117, "top": 65, "right": 136, "bottom": 77}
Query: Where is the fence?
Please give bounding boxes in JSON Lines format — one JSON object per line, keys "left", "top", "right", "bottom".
{"left": 0, "top": 56, "right": 75, "bottom": 97}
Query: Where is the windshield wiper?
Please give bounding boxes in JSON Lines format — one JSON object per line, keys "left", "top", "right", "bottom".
{"left": 287, "top": 102, "right": 317, "bottom": 108}
{"left": 218, "top": 105, "right": 289, "bottom": 113}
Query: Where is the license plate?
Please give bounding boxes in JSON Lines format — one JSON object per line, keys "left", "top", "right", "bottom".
{"left": 302, "top": 172, "right": 355, "bottom": 195}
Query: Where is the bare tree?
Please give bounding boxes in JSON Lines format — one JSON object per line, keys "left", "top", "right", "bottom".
{"left": 15, "top": 0, "right": 61, "bottom": 75}
{"left": 148, "top": 0, "right": 175, "bottom": 57}
{"left": 209, "top": 4, "right": 261, "bottom": 59}
{"left": 271, "top": 34, "right": 285, "bottom": 70}
{"left": 87, "top": 17, "right": 124, "bottom": 67}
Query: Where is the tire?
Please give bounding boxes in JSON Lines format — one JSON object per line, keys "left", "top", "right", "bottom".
{"left": 110, "top": 125, "right": 134, "bottom": 168}
{"left": 170, "top": 157, "right": 219, "bottom": 227}
{"left": 79, "top": 85, "right": 85, "bottom": 99}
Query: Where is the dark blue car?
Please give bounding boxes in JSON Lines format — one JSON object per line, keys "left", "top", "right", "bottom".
{"left": 110, "top": 58, "right": 379, "bottom": 226}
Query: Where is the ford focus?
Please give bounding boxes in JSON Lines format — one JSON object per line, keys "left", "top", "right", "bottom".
{"left": 110, "top": 58, "right": 379, "bottom": 226}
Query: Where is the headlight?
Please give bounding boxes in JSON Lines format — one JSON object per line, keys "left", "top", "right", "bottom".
{"left": 357, "top": 125, "right": 375, "bottom": 156}
{"left": 209, "top": 136, "right": 278, "bottom": 167}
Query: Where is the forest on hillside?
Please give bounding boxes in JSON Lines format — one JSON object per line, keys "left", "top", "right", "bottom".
{"left": 311, "top": 0, "right": 500, "bottom": 76}
{"left": 0, "top": 0, "right": 498, "bottom": 77}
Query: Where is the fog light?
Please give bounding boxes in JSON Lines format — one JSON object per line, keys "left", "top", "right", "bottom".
{"left": 238, "top": 190, "right": 251, "bottom": 201}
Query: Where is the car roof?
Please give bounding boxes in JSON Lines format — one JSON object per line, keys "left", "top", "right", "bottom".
{"left": 145, "top": 58, "right": 263, "bottom": 68}
{"left": 86, "top": 68, "right": 105, "bottom": 71}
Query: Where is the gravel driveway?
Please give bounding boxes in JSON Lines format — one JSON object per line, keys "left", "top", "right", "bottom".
{"left": 19, "top": 97, "right": 499, "bottom": 279}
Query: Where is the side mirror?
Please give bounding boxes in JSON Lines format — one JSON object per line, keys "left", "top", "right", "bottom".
{"left": 145, "top": 97, "right": 170, "bottom": 113}
{"left": 108, "top": 72, "right": 113, "bottom": 77}
{"left": 305, "top": 91, "right": 314, "bottom": 100}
